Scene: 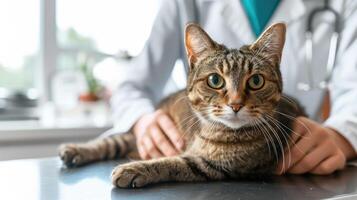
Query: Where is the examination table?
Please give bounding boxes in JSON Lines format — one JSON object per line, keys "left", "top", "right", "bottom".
{"left": 1, "top": 157, "right": 356, "bottom": 200}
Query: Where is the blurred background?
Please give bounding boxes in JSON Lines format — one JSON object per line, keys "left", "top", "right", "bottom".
{"left": 0, "top": 0, "right": 187, "bottom": 160}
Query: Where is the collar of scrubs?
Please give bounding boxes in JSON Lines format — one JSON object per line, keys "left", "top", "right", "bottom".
{"left": 240, "top": 0, "right": 281, "bottom": 37}
{"left": 218, "top": 0, "right": 306, "bottom": 44}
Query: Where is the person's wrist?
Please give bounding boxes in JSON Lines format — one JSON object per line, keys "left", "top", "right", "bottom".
{"left": 327, "top": 127, "right": 356, "bottom": 160}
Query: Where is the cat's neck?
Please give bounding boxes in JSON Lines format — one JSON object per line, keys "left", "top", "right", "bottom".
{"left": 198, "top": 121, "right": 266, "bottom": 144}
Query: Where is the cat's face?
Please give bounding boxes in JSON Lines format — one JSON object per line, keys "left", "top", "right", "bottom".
{"left": 185, "top": 23, "right": 286, "bottom": 129}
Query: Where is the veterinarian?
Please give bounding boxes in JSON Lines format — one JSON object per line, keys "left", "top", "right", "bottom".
{"left": 108, "top": 0, "right": 357, "bottom": 175}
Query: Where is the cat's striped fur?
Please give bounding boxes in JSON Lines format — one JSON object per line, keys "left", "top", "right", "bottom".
{"left": 59, "top": 23, "right": 305, "bottom": 188}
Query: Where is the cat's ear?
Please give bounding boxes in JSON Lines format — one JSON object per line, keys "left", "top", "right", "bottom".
{"left": 185, "top": 23, "right": 222, "bottom": 67}
{"left": 250, "top": 23, "right": 286, "bottom": 65}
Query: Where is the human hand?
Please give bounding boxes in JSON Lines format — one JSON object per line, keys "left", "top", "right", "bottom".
{"left": 133, "top": 109, "right": 185, "bottom": 159}
{"left": 277, "top": 117, "right": 354, "bottom": 175}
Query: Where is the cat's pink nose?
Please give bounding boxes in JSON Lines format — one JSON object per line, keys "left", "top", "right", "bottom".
{"left": 228, "top": 103, "right": 243, "bottom": 113}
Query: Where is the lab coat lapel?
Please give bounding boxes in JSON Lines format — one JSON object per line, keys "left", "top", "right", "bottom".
{"left": 268, "top": 0, "right": 306, "bottom": 25}
{"left": 220, "top": 0, "right": 255, "bottom": 44}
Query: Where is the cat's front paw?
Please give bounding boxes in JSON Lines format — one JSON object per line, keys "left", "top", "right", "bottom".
{"left": 58, "top": 144, "right": 91, "bottom": 167}
{"left": 111, "top": 162, "right": 154, "bottom": 188}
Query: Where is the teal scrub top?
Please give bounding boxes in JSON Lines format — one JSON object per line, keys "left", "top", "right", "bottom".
{"left": 241, "top": 0, "right": 281, "bottom": 37}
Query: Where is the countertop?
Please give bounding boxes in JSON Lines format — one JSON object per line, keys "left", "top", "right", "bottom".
{"left": 1, "top": 157, "right": 357, "bottom": 200}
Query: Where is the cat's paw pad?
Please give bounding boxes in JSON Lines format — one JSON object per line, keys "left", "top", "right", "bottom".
{"left": 58, "top": 144, "right": 87, "bottom": 167}
{"left": 111, "top": 163, "right": 152, "bottom": 188}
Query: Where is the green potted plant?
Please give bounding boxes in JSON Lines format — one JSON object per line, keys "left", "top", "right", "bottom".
{"left": 78, "top": 54, "right": 102, "bottom": 102}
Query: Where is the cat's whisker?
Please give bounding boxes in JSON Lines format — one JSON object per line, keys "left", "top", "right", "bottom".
{"left": 263, "top": 118, "right": 285, "bottom": 170}
{"left": 264, "top": 115, "right": 292, "bottom": 154}
{"left": 260, "top": 117, "right": 285, "bottom": 171}
{"left": 251, "top": 119, "right": 272, "bottom": 158}
{"left": 178, "top": 118, "right": 195, "bottom": 128}
{"left": 256, "top": 118, "right": 279, "bottom": 164}
{"left": 256, "top": 119, "right": 277, "bottom": 159}
{"left": 270, "top": 111, "right": 301, "bottom": 137}
{"left": 272, "top": 110, "right": 312, "bottom": 138}
{"left": 197, "top": 117, "right": 216, "bottom": 149}
{"left": 180, "top": 109, "right": 209, "bottom": 139}
{"left": 265, "top": 114, "right": 309, "bottom": 160}
{"left": 254, "top": 117, "right": 279, "bottom": 165}
{"left": 264, "top": 114, "right": 293, "bottom": 174}
{"left": 172, "top": 95, "right": 188, "bottom": 106}
{"left": 281, "top": 96, "right": 299, "bottom": 110}
{"left": 177, "top": 106, "right": 212, "bottom": 127}
{"left": 178, "top": 116, "right": 201, "bottom": 142}
{"left": 178, "top": 112, "right": 199, "bottom": 127}
{"left": 203, "top": 120, "right": 218, "bottom": 148}
{"left": 262, "top": 119, "right": 286, "bottom": 174}
{"left": 268, "top": 112, "right": 302, "bottom": 139}
{"left": 175, "top": 110, "right": 210, "bottom": 143}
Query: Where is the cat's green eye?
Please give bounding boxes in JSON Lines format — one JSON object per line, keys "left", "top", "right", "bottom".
{"left": 207, "top": 73, "right": 225, "bottom": 89}
{"left": 248, "top": 74, "right": 265, "bottom": 90}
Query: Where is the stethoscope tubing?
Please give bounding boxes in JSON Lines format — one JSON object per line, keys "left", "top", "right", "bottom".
{"left": 299, "top": 0, "right": 341, "bottom": 91}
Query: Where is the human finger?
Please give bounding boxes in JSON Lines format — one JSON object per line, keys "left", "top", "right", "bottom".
{"left": 150, "top": 124, "right": 179, "bottom": 156}
{"left": 278, "top": 129, "right": 316, "bottom": 174}
{"left": 137, "top": 142, "right": 149, "bottom": 160}
{"left": 287, "top": 141, "right": 333, "bottom": 174}
{"left": 142, "top": 134, "right": 163, "bottom": 159}
{"left": 310, "top": 153, "right": 346, "bottom": 175}
{"left": 157, "top": 113, "right": 184, "bottom": 151}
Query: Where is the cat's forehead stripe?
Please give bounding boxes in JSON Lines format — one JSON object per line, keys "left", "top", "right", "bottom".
{"left": 222, "top": 58, "right": 230, "bottom": 75}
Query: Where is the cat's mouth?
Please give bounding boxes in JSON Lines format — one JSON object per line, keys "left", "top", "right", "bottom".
{"left": 216, "top": 116, "right": 252, "bottom": 129}
{"left": 208, "top": 107, "right": 259, "bottom": 129}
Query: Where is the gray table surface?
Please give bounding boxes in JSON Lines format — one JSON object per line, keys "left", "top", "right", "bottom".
{"left": 1, "top": 157, "right": 357, "bottom": 200}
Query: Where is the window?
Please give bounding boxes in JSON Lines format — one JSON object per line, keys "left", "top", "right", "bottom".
{"left": 57, "top": 0, "right": 160, "bottom": 57}
{"left": 56, "top": 0, "right": 161, "bottom": 72}
{"left": 0, "top": 0, "right": 40, "bottom": 90}
{"left": 0, "top": 0, "right": 160, "bottom": 95}
{"left": 0, "top": 0, "right": 161, "bottom": 121}
{"left": 52, "top": 0, "right": 161, "bottom": 112}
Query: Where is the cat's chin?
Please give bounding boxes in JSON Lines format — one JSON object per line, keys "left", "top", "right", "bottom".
{"left": 194, "top": 110, "right": 257, "bottom": 130}
{"left": 216, "top": 119, "right": 250, "bottom": 129}
{"left": 209, "top": 116, "right": 254, "bottom": 130}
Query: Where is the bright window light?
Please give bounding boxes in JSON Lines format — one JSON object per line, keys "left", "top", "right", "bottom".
{"left": 57, "top": 0, "right": 161, "bottom": 56}
{"left": 0, "top": 0, "right": 39, "bottom": 90}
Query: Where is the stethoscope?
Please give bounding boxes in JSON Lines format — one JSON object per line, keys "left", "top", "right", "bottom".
{"left": 297, "top": 0, "right": 341, "bottom": 91}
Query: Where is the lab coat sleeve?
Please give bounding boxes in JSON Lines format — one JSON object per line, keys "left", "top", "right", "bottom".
{"left": 110, "top": 0, "right": 181, "bottom": 133}
{"left": 324, "top": 0, "right": 357, "bottom": 152}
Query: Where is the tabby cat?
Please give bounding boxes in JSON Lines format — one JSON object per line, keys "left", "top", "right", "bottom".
{"left": 59, "top": 23, "right": 305, "bottom": 188}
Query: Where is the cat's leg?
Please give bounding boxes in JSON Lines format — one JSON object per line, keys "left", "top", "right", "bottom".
{"left": 59, "top": 132, "right": 136, "bottom": 167}
{"left": 111, "top": 155, "right": 229, "bottom": 188}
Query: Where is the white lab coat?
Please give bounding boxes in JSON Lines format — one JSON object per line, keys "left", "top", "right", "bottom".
{"left": 109, "top": 0, "right": 357, "bottom": 150}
